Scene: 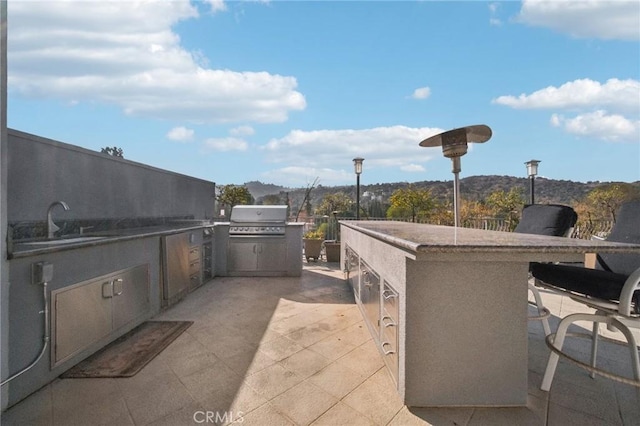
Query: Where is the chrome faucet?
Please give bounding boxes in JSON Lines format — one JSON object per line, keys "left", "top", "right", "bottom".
{"left": 47, "top": 201, "right": 70, "bottom": 239}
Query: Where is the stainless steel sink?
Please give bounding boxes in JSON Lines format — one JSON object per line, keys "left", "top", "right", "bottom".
{"left": 17, "top": 236, "right": 106, "bottom": 248}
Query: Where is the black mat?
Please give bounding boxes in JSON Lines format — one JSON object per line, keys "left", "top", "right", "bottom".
{"left": 61, "top": 320, "right": 193, "bottom": 378}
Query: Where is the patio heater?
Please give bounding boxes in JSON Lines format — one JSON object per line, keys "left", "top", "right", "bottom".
{"left": 419, "top": 125, "right": 492, "bottom": 227}
{"left": 353, "top": 157, "right": 364, "bottom": 220}
{"left": 525, "top": 159, "right": 540, "bottom": 205}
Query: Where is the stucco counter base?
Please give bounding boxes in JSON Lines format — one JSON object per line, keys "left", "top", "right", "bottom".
{"left": 340, "top": 221, "right": 640, "bottom": 408}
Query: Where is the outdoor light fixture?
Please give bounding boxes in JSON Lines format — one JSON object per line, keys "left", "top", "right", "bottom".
{"left": 353, "top": 157, "right": 364, "bottom": 220}
{"left": 419, "top": 124, "right": 492, "bottom": 227}
{"left": 525, "top": 159, "right": 540, "bottom": 205}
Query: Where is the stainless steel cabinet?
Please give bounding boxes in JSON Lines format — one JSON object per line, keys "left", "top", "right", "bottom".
{"left": 112, "top": 265, "right": 150, "bottom": 331}
{"left": 52, "top": 264, "right": 150, "bottom": 367}
{"left": 188, "top": 245, "right": 201, "bottom": 290}
{"left": 203, "top": 242, "right": 213, "bottom": 280}
{"left": 162, "top": 232, "right": 190, "bottom": 300}
{"left": 228, "top": 237, "right": 287, "bottom": 272}
{"left": 345, "top": 245, "right": 360, "bottom": 300}
{"left": 381, "top": 280, "right": 399, "bottom": 385}
{"left": 360, "top": 260, "right": 380, "bottom": 331}
{"left": 354, "top": 254, "right": 400, "bottom": 387}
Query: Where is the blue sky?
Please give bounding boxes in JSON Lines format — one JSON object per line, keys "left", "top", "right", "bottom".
{"left": 6, "top": 0, "right": 640, "bottom": 188}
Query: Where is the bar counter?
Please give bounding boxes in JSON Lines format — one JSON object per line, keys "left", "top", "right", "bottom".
{"left": 340, "top": 221, "right": 640, "bottom": 407}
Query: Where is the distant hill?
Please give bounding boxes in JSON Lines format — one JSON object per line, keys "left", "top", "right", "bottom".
{"left": 242, "top": 176, "right": 640, "bottom": 214}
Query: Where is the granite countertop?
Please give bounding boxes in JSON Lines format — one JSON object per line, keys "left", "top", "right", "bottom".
{"left": 10, "top": 221, "right": 308, "bottom": 258}
{"left": 341, "top": 221, "right": 640, "bottom": 254}
{"left": 9, "top": 223, "right": 215, "bottom": 259}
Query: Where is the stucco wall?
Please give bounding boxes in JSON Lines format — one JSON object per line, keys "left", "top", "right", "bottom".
{"left": 7, "top": 129, "right": 215, "bottom": 223}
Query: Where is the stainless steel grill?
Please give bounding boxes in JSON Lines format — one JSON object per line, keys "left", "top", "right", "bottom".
{"left": 229, "top": 205, "right": 287, "bottom": 236}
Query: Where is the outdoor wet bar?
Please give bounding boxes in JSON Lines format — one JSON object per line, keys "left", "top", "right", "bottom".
{"left": 340, "top": 220, "right": 640, "bottom": 407}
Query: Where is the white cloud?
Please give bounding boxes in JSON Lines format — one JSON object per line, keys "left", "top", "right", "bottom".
{"left": 261, "top": 125, "right": 442, "bottom": 183}
{"left": 494, "top": 78, "right": 640, "bottom": 142}
{"left": 261, "top": 166, "right": 351, "bottom": 187}
{"left": 411, "top": 87, "right": 431, "bottom": 100}
{"left": 517, "top": 0, "right": 640, "bottom": 41}
{"left": 203, "top": 137, "right": 249, "bottom": 152}
{"left": 204, "top": 0, "right": 227, "bottom": 13}
{"left": 7, "top": 1, "right": 305, "bottom": 124}
{"left": 229, "top": 125, "right": 255, "bottom": 137}
{"left": 492, "top": 78, "right": 640, "bottom": 113}
{"left": 488, "top": 3, "right": 502, "bottom": 26}
{"left": 550, "top": 111, "right": 639, "bottom": 142}
{"left": 167, "top": 126, "right": 194, "bottom": 142}
{"left": 400, "top": 164, "right": 426, "bottom": 172}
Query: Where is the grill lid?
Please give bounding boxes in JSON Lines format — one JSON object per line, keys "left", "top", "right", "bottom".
{"left": 230, "top": 205, "right": 288, "bottom": 223}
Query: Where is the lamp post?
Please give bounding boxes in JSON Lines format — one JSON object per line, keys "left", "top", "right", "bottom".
{"left": 353, "top": 157, "right": 364, "bottom": 220}
{"left": 525, "top": 159, "right": 540, "bottom": 205}
{"left": 419, "top": 125, "right": 492, "bottom": 227}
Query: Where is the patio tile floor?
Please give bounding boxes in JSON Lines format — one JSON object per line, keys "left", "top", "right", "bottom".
{"left": 2, "top": 261, "right": 639, "bottom": 425}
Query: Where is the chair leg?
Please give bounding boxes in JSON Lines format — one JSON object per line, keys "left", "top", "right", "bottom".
{"left": 590, "top": 321, "right": 599, "bottom": 379}
{"left": 541, "top": 314, "right": 575, "bottom": 391}
{"left": 608, "top": 317, "right": 640, "bottom": 382}
{"left": 542, "top": 313, "right": 640, "bottom": 391}
{"left": 528, "top": 282, "right": 551, "bottom": 336}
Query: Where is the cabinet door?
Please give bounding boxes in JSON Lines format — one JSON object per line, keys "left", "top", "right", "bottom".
{"left": 257, "top": 240, "right": 287, "bottom": 271}
{"left": 54, "top": 278, "right": 112, "bottom": 365}
{"left": 163, "top": 233, "right": 190, "bottom": 299}
{"left": 381, "top": 281, "right": 399, "bottom": 385}
{"left": 345, "top": 246, "right": 360, "bottom": 300}
{"left": 228, "top": 240, "right": 259, "bottom": 271}
{"left": 361, "top": 261, "right": 381, "bottom": 332}
{"left": 112, "top": 265, "right": 150, "bottom": 331}
{"left": 202, "top": 242, "right": 214, "bottom": 280}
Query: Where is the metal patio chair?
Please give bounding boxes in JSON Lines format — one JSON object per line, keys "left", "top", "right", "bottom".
{"left": 531, "top": 200, "right": 640, "bottom": 390}
{"left": 514, "top": 204, "right": 578, "bottom": 335}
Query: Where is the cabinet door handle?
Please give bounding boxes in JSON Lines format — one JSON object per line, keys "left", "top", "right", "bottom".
{"left": 382, "top": 290, "right": 397, "bottom": 300}
{"left": 253, "top": 244, "right": 257, "bottom": 254}
{"left": 113, "top": 278, "right": 123, "bottom": 296}
{"left": 381, "top": 316, "right": 396, "bottom": 328}
{"left": 362, "top": 271, "right": 372, "bottom": 287}
{"left": 382, "top": 342, "right": 396, "bottom": 355}
{"left": 102, "top": 281, "right": 113, "bottom": 298}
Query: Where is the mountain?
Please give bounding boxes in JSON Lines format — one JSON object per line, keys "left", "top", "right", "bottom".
{"left": 244, "top": 181, "right": 294, "bottom": 200}
{"left": 243, "top": 176, "right": 640, "bottom": 212}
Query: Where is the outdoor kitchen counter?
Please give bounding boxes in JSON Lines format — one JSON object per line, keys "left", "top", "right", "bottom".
{"left": 9, "top": 223, "right": 214, "bottom": 259}
{"left": 342, "top": 220, "right": 640, "bottom": 257}
{"left": 339, "top": 221, "right": 640, "bottom": 408}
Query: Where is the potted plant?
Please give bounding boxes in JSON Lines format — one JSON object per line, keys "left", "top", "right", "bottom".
{"left": 303, "top": 228, "right": 324, "bottom": 262}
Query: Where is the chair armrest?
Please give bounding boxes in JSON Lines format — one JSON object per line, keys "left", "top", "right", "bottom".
{"left": 619, "top": 266, "right": 640, "bottom": 317}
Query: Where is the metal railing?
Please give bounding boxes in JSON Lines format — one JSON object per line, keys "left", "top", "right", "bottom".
{"left": 301, "top": 216, "right": 614, "bottom": 240}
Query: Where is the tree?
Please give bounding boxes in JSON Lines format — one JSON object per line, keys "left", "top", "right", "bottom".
{"left": 461, "top": 200, "right": 492, "bottom": 219}
{"left": 261, "top": 194, "right": 283, "bottom": 205}
{"left": 386, "top": 184, "right": 435, "bottom": 222}
{"left": 316, "top": 192, "right": 352, "bottom": 216}
{"left": 485, "top": 187, "right": 525, "bottom": 229}
{"left": 367, "top": 198, "right": 387, "bottom": 218}
{"left": 101, "top": 146, "right": 124, "bottom": 158}
{"left": 586, "top": 183, "right": 640, "bottom": 222}
{"left": 295, "top": 177, "right": 319, "bottom": 221}
{"left": 216, "top": 185, "right": 254, "bottom": 218}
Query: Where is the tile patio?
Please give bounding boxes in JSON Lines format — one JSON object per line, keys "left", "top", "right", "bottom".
{"left": 3, "top": 261, "right": 639, "bottom": 425}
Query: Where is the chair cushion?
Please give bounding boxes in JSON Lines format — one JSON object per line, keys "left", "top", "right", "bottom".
{"left": 531, "top": 262, "right": 631, "bottom": 303}
{"left": 514, "top": 204, "right": 577, "bottom": 237}
{"left": 597, "top": 200, "right": 640, "bottom": 276}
